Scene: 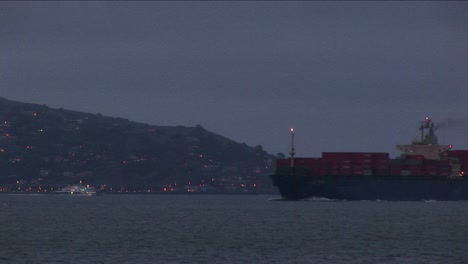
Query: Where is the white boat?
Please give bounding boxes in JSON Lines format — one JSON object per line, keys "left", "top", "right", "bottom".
{"left": 55, "top": 184, "right": 99, "bottom": 196}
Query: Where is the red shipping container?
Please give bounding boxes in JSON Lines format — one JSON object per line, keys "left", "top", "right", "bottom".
{"left": 322, "top": 152, "right": 389, "bottom": 160}
{"left": 437, "top": 160, "right": 451, "bottom": 166}
{"left": 447, "top": 150, "right": 468, "bottom": 158}
{"left": 340, "top": 171, "right": 352, "bottom": 176}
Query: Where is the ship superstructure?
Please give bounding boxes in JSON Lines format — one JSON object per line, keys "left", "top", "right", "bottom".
{"left": 396, "top": 117, "right": 452, "bottom": 160}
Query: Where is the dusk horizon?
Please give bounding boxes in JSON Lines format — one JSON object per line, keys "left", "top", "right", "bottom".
{"left": 2, "top": 1, "right": 467, "bottom": 157}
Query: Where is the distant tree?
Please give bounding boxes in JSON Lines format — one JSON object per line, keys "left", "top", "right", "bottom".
{"left": 276, "top": 153, "right": 286, "bottom": 159}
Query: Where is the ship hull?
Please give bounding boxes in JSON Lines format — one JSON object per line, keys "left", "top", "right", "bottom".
{"left": 270, "top": 172, "right": 468, "bottom": 201}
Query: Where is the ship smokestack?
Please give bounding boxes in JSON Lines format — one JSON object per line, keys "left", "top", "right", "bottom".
{"left": 289, "top": 128, "right": 295, "bottom": 168}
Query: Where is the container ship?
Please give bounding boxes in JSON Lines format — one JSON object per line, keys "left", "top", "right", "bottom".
{"left": 270, "top": 117, "right": 468, "bottom": 201}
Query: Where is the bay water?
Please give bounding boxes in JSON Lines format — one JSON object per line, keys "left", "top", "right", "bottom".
{"left": 1, "top": 194, "right": 467, "bottom": 264}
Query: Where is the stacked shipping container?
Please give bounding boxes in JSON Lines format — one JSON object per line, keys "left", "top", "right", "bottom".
{"left": 276, "top": 151, "right": 468, "bottom": 177}
{"left": 321, "top": 152, "right": 389, "bottom": 176}
{"left": 277, "top": 152, "right": 390, "bottom": 176}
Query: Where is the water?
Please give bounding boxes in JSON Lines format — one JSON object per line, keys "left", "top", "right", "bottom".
{"left": 1, "top": 194, "right": 468, "bottom": 264}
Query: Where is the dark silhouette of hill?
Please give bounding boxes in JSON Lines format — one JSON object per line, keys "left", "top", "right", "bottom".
{"left": 0, "top": 97, "right": 276, "bottom": 193}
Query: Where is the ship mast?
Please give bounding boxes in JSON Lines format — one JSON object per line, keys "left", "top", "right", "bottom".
{"left": 289, "top": 128, "right": 295, "bottom": 168}
{"left": 417, "top": 117, "right": 438, "bottom": 145}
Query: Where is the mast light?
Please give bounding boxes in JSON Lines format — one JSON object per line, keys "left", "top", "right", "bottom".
{"left": 289, "top": 127, "right": 296, "bottom": 168}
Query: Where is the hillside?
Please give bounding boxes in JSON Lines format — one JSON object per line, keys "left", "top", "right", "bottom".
{"left": 0, "top": 97, "right": 276, "bottom": 193}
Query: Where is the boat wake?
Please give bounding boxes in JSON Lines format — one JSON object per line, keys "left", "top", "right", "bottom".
{"left": 268, "top": 197, "right": 339, "bottom": 202}
{"left": 268, "top": 197, "right": 287, "bottom": 201}
{"left": 307, "top": 197, "right": 337, "bottom": 202}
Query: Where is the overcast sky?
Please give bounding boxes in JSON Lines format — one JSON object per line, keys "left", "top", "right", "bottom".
{"left": 1, "top": 1, "right": 467, "bottom": 157}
